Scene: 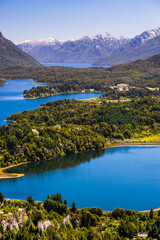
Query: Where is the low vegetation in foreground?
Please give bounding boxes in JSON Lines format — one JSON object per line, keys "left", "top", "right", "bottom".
{"left": 0, "top": 192, "right": 159, "bottom": 239}
{"left": 0, "top": 97, "right": 159, "bottom": 168}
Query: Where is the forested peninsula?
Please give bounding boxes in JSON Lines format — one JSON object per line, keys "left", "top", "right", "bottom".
{"left": 0, "top": 97, "right": 159, "bottom": 168}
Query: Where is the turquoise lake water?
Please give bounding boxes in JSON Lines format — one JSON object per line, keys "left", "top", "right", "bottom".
{"left": 0, "top": 79, "right": 101, "bottom": 126}
{"left": 3, "top": 146, "right": 160, "bottom": 211}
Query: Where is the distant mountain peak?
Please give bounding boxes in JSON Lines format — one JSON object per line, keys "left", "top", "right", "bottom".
{"left": 16, "top": 37, "right": 68, "bottom": 47}
{"left": 73, "top": 32, "right": 129, "bottom": 44}
{"left": 95, "top": 32, "right": 111, "bottom": 39}
{"left": 79, "top": 36, "right": 91, "bottom": 41}
{"left": 133, "top": 25, "right": 160, "bottom": 45}
{"left": 94, "top": 25, "right": 160, "bottom": 66}
{"left": 154, "top": 25, "right": 160, "bottom": 30}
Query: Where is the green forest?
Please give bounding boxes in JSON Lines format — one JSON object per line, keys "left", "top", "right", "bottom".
{"left": 0, "top": 55, "right": 160, "bottom": 239}
{"left": 0, "top": 97, "right": 159, "bottom": 168}
{"left": 23, "top": 84, "right": 160, "bottom": 99}
{"left": 0, "top": 192, "right": 159, "bottom": 239}
{"left": 0, "top": 55, "right": 160, "bottom": 99}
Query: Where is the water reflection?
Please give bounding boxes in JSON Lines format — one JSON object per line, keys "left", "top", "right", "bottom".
{"left": 1, "top": 147, "right": 160, "bottom": 210}
{"left": 6, "top": 150, "right": 106, "bottom": 175}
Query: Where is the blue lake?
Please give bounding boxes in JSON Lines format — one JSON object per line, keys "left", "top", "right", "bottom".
{"left": 2, "top": 146, "right": 160, "bottom": 211}
{"left": 0, "top": 79, "right": 101, "bottom": 126}
{"left": 0, "top": 79, "right": 160, "bottom": 211}
{"left": 42, "top": 62, "right": 109, "bottom": 68}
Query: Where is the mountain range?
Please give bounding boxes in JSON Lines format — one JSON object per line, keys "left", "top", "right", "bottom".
{"left": 94, "top": 25, "right": 160, "bottom": 66}
{"left": 16, "top": 25, "right": 160, "bottom": 66}
{"left": 0, "top": 32, "right": 41, "bottom": 69}
{"left": 16, "top": 33, "right": 129, "bottom": 64}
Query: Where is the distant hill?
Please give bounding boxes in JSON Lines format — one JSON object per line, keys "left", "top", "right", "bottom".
{"left": 16, "top": 33, "right": 129, "bottom": 63}
{"left": 0, "top": 32, "right": 41, "bottom": 69}
{"left": 1, "top": 54, "right": 160, "bottom": 90}
{"left": 93, "top": 26, "right": 160, "bottom": 66}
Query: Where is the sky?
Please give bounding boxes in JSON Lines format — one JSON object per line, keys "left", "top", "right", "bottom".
{"left": 0, "top": 0, "right": 160, "bottom": 42}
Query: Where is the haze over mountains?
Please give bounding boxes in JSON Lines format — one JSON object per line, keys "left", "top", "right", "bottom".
{"left": 16, "top": 25, "right": 160, "bottom": 66}
{"left": 0, "top": 32, "right": 41, "bottom": 69}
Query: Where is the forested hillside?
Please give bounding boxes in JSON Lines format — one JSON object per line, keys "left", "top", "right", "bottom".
{"left": 0, "top": 54, "right": 160, "bottom": 86}
{"left": 0, "top": 32, "right": 41, "bottom": 69}
{"left": 0, "top": 55, "right": 160, "bottom": 99}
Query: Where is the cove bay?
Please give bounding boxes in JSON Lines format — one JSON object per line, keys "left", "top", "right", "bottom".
{"left": 3, "top": 146, "right": 160, "bottom": 211}
{"left": 0, "top": 79, "right": 101, "bottom": 126}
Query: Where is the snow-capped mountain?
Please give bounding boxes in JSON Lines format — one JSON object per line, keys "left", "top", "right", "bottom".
{"left": 16, "top": 33, "right": 129, "bottom": 63}
{"left": 16, "top": 25, "right": 160, "bottom": 65}
{"left": 94, "top": 25, "right": 160, "bottom": 66}
{"left": 127, "top": 25, "right": 160, "bottom": 48}
{"left": 16, "top": 38, "right": 66, "bottom": 47}
{"left": 16, "top": 38, "right": 66, "bottom": 53}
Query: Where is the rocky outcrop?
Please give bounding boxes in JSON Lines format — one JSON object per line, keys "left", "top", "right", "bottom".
{"left": 63, "top": 215, "right": 71, "bottom": 224}
{"left": 38, "top": 220, "right": 52, "bottom": 231}
{"left": 1, "top": 208, "right": 28, "bottom": 230}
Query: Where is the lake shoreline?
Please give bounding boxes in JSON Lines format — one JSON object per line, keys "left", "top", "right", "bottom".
{"left": 0, "top": 162, "right": 28, "bottom": 179}
{"left": 1, "top": 142, "right": 160, "bottom": 180}
{"left": 0, "top": 78, "right": 101, "bottom": 99}
{"left": 103, "top": 207, "right": 160, "bottom": 214}
{"left": 4, "top": 197, "right": 160, "bottom": 213}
